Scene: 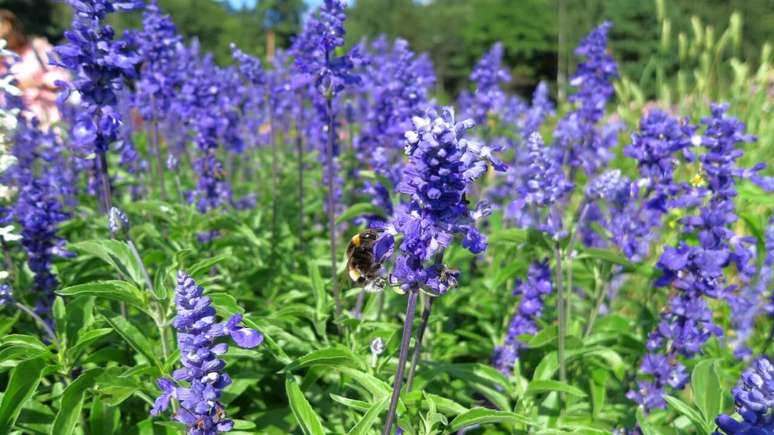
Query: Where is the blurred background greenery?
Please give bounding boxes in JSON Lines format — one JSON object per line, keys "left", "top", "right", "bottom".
{"left": 1, "top": 0, "right": 772, "bottom": 101}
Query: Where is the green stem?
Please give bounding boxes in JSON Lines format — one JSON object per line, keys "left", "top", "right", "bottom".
{"left": 126, "top": 238, "right": 169, "bottom": 361}
{"left": 325, "top": 94, "right": 341, "bottom": 319}
{"left": 554, "top": 243, "right": 567, "bottom": 406}
{"left": 381, "top": 289, "right": 419, "bottom": 435}
{"left": 583, "top": 267, "right": 606, "bottom": 338}
{"left": 406, "top": 295, "right": 434, "bottom": 392}
{"left": 15, "top": 302, "right": 60, "bottom": 350}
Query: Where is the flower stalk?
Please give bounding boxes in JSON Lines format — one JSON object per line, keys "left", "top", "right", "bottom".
{"left": 406, "top": 294, "right": 434, "bottom": 392}
{"left": 382, "top": 288, "right": 418, "bottom": 435}
{"left": 325, "top": 95, "right": 342, "bottom": 318}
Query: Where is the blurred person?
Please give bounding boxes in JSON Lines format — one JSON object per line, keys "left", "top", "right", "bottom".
{"left": 0, "top": 9, "right": 68, "bottom": 125}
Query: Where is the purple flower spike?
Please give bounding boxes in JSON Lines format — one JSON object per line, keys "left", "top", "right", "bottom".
{"left": 151, "top": 271, "right": 262, "bottom": 433}
{"left": 506, "top": 132, "right": 573, "bottom": 238}
{"left": 464, "top": 42, "right": 511, "bottom": 125}
{"left": 553, "top": 22, "right": 619, "bottom": 176}
{"left": 493, "top": 259, "right": 554, "bottom": 376}
{"left": 630, "top": 104, "right": 763, "bottom": 412}
{"left": 715, "top": 357, "right": 774, "bottom": 434}
{"left": 389, "top": 107, "right": 504, "bottom": 294}
{"left": 53, "top": 0, "right": 143, "bottom": 154}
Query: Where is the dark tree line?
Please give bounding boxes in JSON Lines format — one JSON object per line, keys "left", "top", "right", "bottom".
{"left": 3, "top": 0, "right": 771, "bottom": 98}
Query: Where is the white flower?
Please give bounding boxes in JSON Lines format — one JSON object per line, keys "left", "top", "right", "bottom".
{"left": 0, "top": 271, "right": 8, "bottom": 280}
{"left": 0, "top": 152, "right": 16, "bottom": 173}
{"left": 0, "top": 185, "right": 12, "bottom": 200}
{"left": 0, "top": 225, "right": 21, "bottom": 242}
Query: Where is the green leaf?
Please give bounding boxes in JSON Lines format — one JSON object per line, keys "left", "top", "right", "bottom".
{"left": 67, "top": 328, "right": 114, "bottom": 361}
{"left": 309, "top": 263, "right": 326, "bottom": 319}
{"left": 336, "top": 203, "right": 386, "bottom": 223}
{"left": 71, "top": 240, "right": 144, "bottom": 286}
{"left": 437, "top": 364, "right": 510, "bottom": 411}
{"left": 285, "top": 347, "right": 363, "bottom": 372}
{"left": 448, "top": 408, "right": 531, "bottom": 431}
{"left": 486, "top": 261, "right": 527, "bottom": 290}
{"left": 534, "top": 351, "right": 558, "bottom": 381}
{"left": 0, "top": 334, "right": 50, "bottom": 353}
{"left": 51, "top": 368, "right": 104, "bottom": 435}
{"left": 635, "top": 407, "right": 658, "bottom": 435}
{"left": 526, "top": 380, "right": 586, "bottom": 398}
{"left": 53, "top": 296, "right": 67, "bottom": 349}
{"left": 187, "top": 255, "right": 230, "bottom": 281}
{"left": 285, "top": 376, "right": 325, "bottom": 435}
{"left": 579, "top": 248, "right": 635, "bottom": 270}
{"left": 419, "top": 392, "right": 468, "bottom": 416}
{"left": 330, "top": 394, "right": 371, "bottom": 411}
{"left": 527, "top": 326, "right": 557, "bottom": 348}
{"left": 0, "top": 358, "right": 45, "bottom": 433}
{"left": 487, "top": 228, "right": 529, "bottom": 245}
{"left": 346, "top": 395, "right": 388, "bottom": 435}
{"left": 581, "top": 348, "right": 626, "bottom": 380}
{"left": 90, "top": 396, "right": 119, "bottom": 435}
{"left": 692, "top": 359, "right": 722, "bottom": 424}
{"left": 663, "top": 395, "right": 712, "bottom": 435}
{"left": 337, "top": 367, "right": 392, "bottom": 399}
{"left": 58, "top": 281, "right": 147, "bottom": 311}
{"left": 102, "top": 313, "right": 161, "bottom": 368}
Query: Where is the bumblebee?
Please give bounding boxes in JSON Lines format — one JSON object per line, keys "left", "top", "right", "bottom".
{"left": 346, "top": 228, "right": 384, "bottom": 285}
{"left": 438, "top": 266, "right": 460, "bottom": 289}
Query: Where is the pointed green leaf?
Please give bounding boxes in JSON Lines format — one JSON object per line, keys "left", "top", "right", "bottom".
{"left": 692, "top": 359, "right": 722, "bottom": 424}
{"left": 0, "top": 358, "right": 45, "bottom": 433}
{"left": 59, "top": 281, "right": 146, "bottom": 310}
{"left": 51, "top": 368, "right": 104, "bottom": 435}
{"left": 102, "top": 313, "right": 160, "bottom": 368}
{"left": 336, "top": 203, "right": 386, "bottom": 223}
{"left": 449, "top": 408, "right": 531, "bottom": 431}
{"left": 71, "top": 240, "right": 144, "bottom": 286}
{"left": 346, "top": 395, "right": 388, "bottom": 435}
{"left": 286, "top": 376, "right": 325, "bottom": 435}
{"left": 526, "top": 379, "right": 586, "bottom": 398}
{"left": 285, "top": 347, "right": 364, "bottom": 372}
{"left": 663, "top": 395, "right": 712, "bottom": 435}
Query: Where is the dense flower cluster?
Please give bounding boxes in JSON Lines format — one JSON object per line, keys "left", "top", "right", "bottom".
{"left": 0, "top": 40, "right": 19, "bottom": 211}
{"left": 358, "top": 37, "right": 436, "bottom": 219}
{"left": 580, "top": 110, "right": 698, "bottom": 260}
{"left": 628, "top": 104, "right": 763, "bottom": 412}
{"left": 178, "top": 50, "right": 234, "bottom": 213}
{"left": 765, "top": 220, "right": 774, "bottom": 318}
{"left": 493, "top": 259, "right": 553, "bottom": 375}
{"left": 463, "top": 42, "right": 511, "bottom": 126}
{"left": 53, "top": 0, "right": 143, "bottom": 154}
{"left": 292, "top": 0, "right": 360, "bottom": 216}
{"left": 715, "top": 357, "right": 774, "bottom": 434}
{"left": 729, "top": 216, "right": 774, "bottom": 358}
{"left": 380, "top": 107, "right": 503, "bottom": 294}
{"left": 506, "top": 132, "right": 573, "bottom": 237}
{"left": 152, "top": 272, "right": 262, "bottom": 434}
{"left": 292, "top": 0, "right": 358, "bottom": 96}
{"left": 2, "top": 114, "right": 73, "bottom": 317}
{"left": 134, "top": 0, "right": 185, "bottom": 123}
{"left": 554, "top": 21, "right": 619, "bottom": 176}
{"left": 521, "top": 81, "right": 554, "bottom": 137}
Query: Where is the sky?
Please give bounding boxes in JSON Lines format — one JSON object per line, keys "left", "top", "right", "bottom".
{"left": 225, "top": 0, "right": 341, "bottom": 9}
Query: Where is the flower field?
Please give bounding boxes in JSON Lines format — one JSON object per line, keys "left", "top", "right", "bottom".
{"left": 0, "top": 0, "right": 773, "bottom": 434}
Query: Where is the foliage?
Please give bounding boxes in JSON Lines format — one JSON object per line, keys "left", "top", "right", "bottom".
{"left": 0, "top": 1, "right": 772, "bottom": 434}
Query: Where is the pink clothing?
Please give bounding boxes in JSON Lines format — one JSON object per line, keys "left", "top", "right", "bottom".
{"left": 9, "top": 37, "right": 68, "bottom": 126}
